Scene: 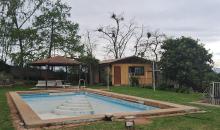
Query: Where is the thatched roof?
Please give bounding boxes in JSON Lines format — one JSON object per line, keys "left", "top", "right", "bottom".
{"left": 30, "top": 56, "right": 80, "bottom": 66}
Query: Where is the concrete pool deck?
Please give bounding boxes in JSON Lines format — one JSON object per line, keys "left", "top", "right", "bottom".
{"left": 8, "top": 88, "right": 201, "bottom": 128}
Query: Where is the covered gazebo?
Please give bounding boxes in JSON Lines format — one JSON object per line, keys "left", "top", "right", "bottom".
{"left": 30, "top": 56, "right": 81, "bottom": 88}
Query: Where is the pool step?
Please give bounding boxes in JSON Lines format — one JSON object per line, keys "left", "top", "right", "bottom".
{"left": 57, "top": 105, "right": 93, "bottom": 111}
{"left": 65, "top": 100, "right": 89, "bottom": 104}
{"left": 52, "top": 96, "right": 94, "bottom": 116}
{"left": 61, "top": 102, "right": 91, "bottom": 107}
{"left": 53, "top": 109, "right": 94, "bottom": 116}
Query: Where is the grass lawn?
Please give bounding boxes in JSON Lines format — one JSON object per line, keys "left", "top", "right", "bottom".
{"left": 1, "top": 86, "right": 220, "bottom": 130}
{"left": 0, "top": 86, "right": 31, "bottom": 130}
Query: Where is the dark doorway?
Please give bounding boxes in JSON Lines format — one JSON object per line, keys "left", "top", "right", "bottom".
{"left": 114, "top": 66, "right": 121, "bottom": 85}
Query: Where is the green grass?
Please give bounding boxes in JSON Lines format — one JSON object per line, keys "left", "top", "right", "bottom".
{"left": 0, "top": 86, "right": 30, "bottom": 130}
{"left": 109, "top": 86, "right": 202, "bottom": 104}
{"left": 72, "top": 86, "right": 220, "bottom": 130}
{"left": 1, "top": 86, "right": 220, "bottom": 130}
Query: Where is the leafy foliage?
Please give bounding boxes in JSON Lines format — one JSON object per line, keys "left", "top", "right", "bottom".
{"left": 160, "top": 37, "right": 213, "bottom": 90}
{"left": 0, "top": 0, "right": 83, "bottom": 67}
{"left": 33, "top": 0, "right": 83, "bottom": 58}
{"left": 78, "top": 55, "right": 99, "bottom": 85}
{"left": 0, "top": 60, "right": 10, "bottom": 72}
{"left": 129, "top": 76, "right": 139, "bottom": 87}
{"left": 3, "top": 0, "right": 44, "bottom": 66}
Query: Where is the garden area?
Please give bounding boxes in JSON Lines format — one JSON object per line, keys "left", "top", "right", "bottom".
{"left": 1, "top": 86, "right": 220, "bottom": 130}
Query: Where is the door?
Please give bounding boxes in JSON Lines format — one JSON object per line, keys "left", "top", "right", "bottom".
{"left": 114, "top": 66, "right": 121, "bottom": 85}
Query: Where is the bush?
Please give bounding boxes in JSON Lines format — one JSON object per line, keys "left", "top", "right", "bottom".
{"left": 24, "top": 80, "right": 37, "bottom": 85}
{"left": 158, "top": 83, "right": 174, "bottom": 90}
{"left": 0, "top": 60, "right": 10, "bottom": 72}
{"left": 0, "top": 72, "right": 13, "bottom": 80}
{"left": 173, "top": 87, "right": 191, "bottom": 93}
{"left": 130, "top": 76, "right": 139, "bottom": 87}
{"left": 158, "top": 83, "right": 192, "bottom": 94}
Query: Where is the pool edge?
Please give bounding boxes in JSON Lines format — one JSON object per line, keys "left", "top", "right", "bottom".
{"left": 8, "top": 88, "right": 200, "bottom": 128}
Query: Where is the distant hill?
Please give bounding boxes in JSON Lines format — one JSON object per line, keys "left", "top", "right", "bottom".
{"left": 213, "top": 68, "right": 220, "bottom": 73}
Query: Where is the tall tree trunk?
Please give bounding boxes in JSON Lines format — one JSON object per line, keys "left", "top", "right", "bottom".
{"left": 18, "top": 38, "right": 24, "bottom": 67}
{"left": 48, "top": 19, "right": 54, "bottom": 58}
{"left": 1, "top": 37, "right": 5, "bottom": 60}
{"left": 13, "top": 14, "right": 24, "bottom": 67}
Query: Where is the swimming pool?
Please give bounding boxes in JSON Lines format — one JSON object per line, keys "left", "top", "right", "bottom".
{"left": 9, "top": 88, "right": 199, "bottom": 128}
{"left": 21, "top": 92, "right": 158, "bottom": 120}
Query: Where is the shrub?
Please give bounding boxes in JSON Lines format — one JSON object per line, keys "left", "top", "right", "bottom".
{"left": 0, "top": 60, "right": 10, "bottom": 72}
{"left": 158, "top": 83, "right": 174, "bottom": 90}
{"left": 158, "top": 83, "right": 192, "bottom": 94}
{"left": 130, "top": 76, "right": 139, "bottom": 87}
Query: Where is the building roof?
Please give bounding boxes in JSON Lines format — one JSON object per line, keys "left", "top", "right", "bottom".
{"left": 30, "top": 56, "right": 80, "bottom": 66}
{"left": 100, "top": 56, "right": 151, "bottom": 65}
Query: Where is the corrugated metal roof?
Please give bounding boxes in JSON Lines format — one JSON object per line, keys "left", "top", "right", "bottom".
{"left": 99, "top": 56, "right": 151, "bottom": 64}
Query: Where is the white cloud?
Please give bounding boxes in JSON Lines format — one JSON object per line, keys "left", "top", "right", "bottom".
{"left": 63, "top": 0, "right": 220, "bottom": 65}
{"left": 204, "top": 41, "right": 220, "bottom": 67}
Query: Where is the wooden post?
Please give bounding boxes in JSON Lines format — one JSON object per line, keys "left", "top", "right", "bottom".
{"left": 66, "top": 66, "right": 68, "bottom": 82}
{"left": 40, "top": 66, "right": 42, "bottom": 80}
{"left": 152, "top": 61, "right": 156, "bottom": 91}
{"left": 107, "top": 65, "right": 110, "bottom": 90}
{"left": 78, "top": 65, "right": 81, "bottom": 89}
{"left": 212, "top": 82, "right": 215, "bottom": 104}
{"left": 46, "top": 65, "right": 48, "bottom": 89}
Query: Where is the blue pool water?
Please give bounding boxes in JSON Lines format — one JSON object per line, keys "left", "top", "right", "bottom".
{"left": 20, "top": 92, "right": 158, "bottom": 120}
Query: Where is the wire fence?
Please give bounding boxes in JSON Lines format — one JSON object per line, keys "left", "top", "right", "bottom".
{"left": 204, "top": 82, "right": 220, "bottom": 105}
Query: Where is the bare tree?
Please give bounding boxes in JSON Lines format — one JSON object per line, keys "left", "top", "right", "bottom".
{"left": 149, "top": 31, "right": 166, "bottom": 87}
{"left": 82, "top": 30, "right": 98, "bottom": 85}
{"left": 133, "top": 25, "right": 151, "bottom": 58}
{"left": 134, "top": 29, "right": 165, "bottom": 61}
{"left": 149, "top": 31, "right": 166, "bottom": 62}
{"left": 83, "top": 30, "right": 97, "bottom": 56}
{"left": 97, "top": 13, "right": 136, "bottom": 59}
{"left": 133, "top": 29, "right": 165, "bottom": 87}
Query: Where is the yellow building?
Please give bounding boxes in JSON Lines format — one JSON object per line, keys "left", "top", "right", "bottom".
{"left": 99, "top": 56, "right": 153, "bottom": 86}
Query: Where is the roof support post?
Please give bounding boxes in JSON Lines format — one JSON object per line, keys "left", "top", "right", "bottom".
{"left": 66, "top": 66, "right": 68, "bottom": 82}
{"left": 107, "top": 65, "right": 110, "bottom": 90}
{"left": 46, "top": 65, "right": 48, "bottom": 89}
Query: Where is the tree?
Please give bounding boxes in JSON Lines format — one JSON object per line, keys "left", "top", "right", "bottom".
{"left": 5, "top": 0, "right": 44, "bottom": 67}
{"left": 10, "top": 28, "right": 42, "bottom": 65}
{"left": 0, "top": 10, "right": 13, "bottom": 62}
{"left": 148, "top": 31, "right": 166, "bottom": 62}
{"left": 83, "top": 30, "right": 97, "bottom": 57}
{"left": 160, "top": 37, "right": 213, "bottom": 90}
{"left": 33, "top": 0, "right": 83, "bottom": 58}
{"left": 79, "top": 55, "right": 99, "bottom": 85}
{"left": 133, "top": 25, "right": 151, "bottom": 57}
{"left": 81, "top": 30, "right": 98, "bottom": 85}
{"left": 134, "top": 29, "right": 165, "bottom": 61}
{"left": 97, "top": 13, "right": 136, "bottom": 59}
{"left": 133, "top": 29, "right": 165, "bottom": 87}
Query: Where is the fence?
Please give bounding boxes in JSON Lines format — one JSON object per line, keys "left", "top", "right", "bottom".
{"left": 204, "top": 82, "right": 220, "bottom": 105}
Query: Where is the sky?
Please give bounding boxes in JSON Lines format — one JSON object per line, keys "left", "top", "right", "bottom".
{"left": 63, "top": 0, "right": 220, "bottom": 67}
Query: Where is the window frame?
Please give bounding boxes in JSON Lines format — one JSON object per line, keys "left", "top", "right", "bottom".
{"left": 128, "top": 66, "right": 145, "bottom": 76}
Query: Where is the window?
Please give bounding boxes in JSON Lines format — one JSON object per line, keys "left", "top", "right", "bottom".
{"left": 129, "top": 66, "right": 144, "bottom": 76}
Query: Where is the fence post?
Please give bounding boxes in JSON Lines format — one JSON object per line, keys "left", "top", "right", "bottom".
{"left": 212, "top": 82, "right": 215, "bottom": 104}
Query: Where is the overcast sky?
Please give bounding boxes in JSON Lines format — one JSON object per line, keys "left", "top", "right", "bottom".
{"left": 63, "top": 0, "right": 220, "bottom": 67}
